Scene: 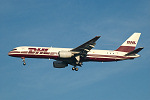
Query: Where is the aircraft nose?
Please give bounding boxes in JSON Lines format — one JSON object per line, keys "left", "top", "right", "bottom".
{"left": 8, "top": 51, "right": 12, "bottom": 56}
{"left": 8, "top": 52, "right": 10, "bottom": 56}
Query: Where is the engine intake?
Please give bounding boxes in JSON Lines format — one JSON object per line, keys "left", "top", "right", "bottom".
{"left": 53, "top": 61, "right": 68, "bottom": 68}
{"left": 58, "top": 51, "right": 73, "bottom": 58}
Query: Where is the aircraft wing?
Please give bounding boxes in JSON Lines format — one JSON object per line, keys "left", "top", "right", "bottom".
{"left": 71, "top": 36, "right": 100, "bottom": 54}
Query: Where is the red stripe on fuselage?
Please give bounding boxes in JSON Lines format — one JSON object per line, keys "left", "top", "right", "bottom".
{"left": 85, "top": 57, "right": 120, "bottom": 62}
{"left": 87, "top": 54, "right": 127, "bottom": 59}
{"left": 9, "top": 51, "right": 20, "bottom": 53}
{"left": 9, "top": 53, "right": 59, "bottom": 59}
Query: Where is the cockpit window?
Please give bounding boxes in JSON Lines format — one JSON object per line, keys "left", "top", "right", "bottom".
{"left": 13, "top": 49, "right": 17, "bottom": 51}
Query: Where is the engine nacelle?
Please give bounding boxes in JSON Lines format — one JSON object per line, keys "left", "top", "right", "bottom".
{"left": 53, "top": 61, "right": 68, "bottom": 68}
{"left": 58, "top": 51, "right": 73, "bottom": 58}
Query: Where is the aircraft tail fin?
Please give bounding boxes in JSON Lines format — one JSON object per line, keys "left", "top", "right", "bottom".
{"left": 115, "top": 33, "right": 141, "bottom": 52}
{"left": 125, "top": 47, "right": 144, "bottom": 56}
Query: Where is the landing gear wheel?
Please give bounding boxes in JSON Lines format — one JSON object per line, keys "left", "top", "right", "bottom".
{"left": 72, "top": 67, "right": 75, "bottom": 70}
{"left": 72, "top": 67, "right": 79, "bottom": 71}
{"left": 23, "top": 62, "right": 26, "bottom": 65}
{"left": 75, "top": 68, "right": 78, "bottom": 71}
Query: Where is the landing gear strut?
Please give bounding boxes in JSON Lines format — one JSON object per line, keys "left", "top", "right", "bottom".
{"left": 21, "top": 57, "right": 26, "bottom": 65}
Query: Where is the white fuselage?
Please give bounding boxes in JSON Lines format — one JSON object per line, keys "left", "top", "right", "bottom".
{"left": 8, "top": 46, "right": 140, "bottom": 62}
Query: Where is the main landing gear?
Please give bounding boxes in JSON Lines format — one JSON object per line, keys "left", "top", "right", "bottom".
{"left": 72, "top": 67, "right": 78, "bottom": 71}
{"left": 21, "top": 57, "right": 26, "bottom": 65}
{"left": 72, "top": 62, "right": 82, "bottom": 71}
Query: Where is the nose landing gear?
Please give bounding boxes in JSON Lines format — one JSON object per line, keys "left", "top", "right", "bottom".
{"left": 21, "top": 57, "right": 26, "bottom": 65}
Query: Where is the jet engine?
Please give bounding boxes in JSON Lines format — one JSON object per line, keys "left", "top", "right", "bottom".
{"left": 53, "top": 61, "right": 68, "bottom": 68}
{"left": 58, "top": 51, "right": 73, "bottom": 58}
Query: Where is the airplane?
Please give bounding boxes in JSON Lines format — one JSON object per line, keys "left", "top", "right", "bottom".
{"left": 8, "top": 32, "right": 143, "bottom": 71}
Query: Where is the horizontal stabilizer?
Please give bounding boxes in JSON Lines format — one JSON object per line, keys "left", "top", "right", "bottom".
{"left": 125, "top": 47, "right": 144, "bottom": 56}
